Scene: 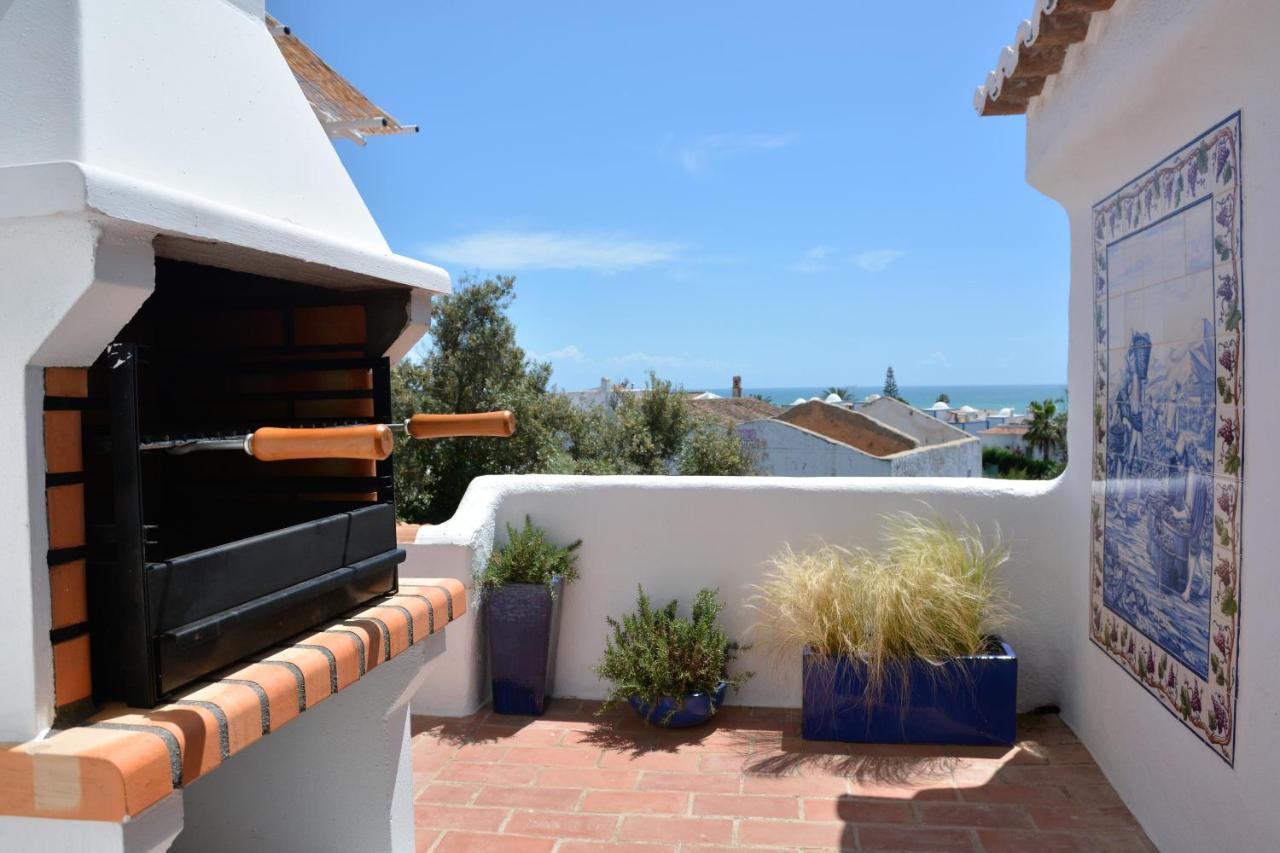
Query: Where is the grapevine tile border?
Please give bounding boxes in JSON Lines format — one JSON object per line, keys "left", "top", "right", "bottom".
{"left": 1090, "top": 112, "right": 1243, "bottom": 764}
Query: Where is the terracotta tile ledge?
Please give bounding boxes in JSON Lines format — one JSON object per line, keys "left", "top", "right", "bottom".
{"left": 0, "top": 579, "right": 466, "bottom": 823}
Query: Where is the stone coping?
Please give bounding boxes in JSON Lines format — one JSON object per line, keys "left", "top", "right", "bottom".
{"left": 0, "top": 579, "right": 466, "bottom": 823}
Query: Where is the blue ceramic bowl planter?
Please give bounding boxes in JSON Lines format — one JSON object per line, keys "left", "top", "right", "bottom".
{"left": 486, "top": 576, "right": 564, "bottom": 716}
{"left": 628, "top": 682, "right": 728, "bottom": 728}
{"left": 801, "top": 638, "right": 1017, "bottom": 746}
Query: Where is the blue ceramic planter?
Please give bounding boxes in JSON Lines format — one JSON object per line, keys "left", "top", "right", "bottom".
{"left": 801, "top": 639, "right": 1017, "bottom": 746}
{"left": 487, "top": 577, "right": 563, "bottom": 716}
{"left": 629, "top": 682, "right": 728, "bottom": 728}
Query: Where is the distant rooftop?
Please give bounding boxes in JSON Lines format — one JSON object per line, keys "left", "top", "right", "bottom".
{"left": 689, "top": 395, "right": 781, "bottom": 428}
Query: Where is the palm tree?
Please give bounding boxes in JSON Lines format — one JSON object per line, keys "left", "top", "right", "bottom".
{"left": 1024, "top": 398, "right": 1067, "bottom": 461}
{"left": 824, "top": 386, "right": 852, "bottom": 400}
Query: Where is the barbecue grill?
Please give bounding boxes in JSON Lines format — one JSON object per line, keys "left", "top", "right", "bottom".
{"left": 76, "top": 260, "right": 511, "bottom": 708}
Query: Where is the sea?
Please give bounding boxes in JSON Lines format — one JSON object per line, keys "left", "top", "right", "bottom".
{"left": 704, "top": 384, "right": 1068, "bottom": 415}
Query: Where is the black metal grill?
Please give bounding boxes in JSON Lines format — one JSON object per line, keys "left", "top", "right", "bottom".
{"left": 81, "top": 262, "right": 409, "bottom": 708}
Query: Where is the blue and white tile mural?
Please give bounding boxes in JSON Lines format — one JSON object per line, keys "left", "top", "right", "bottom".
{"left": 1091, "top": 114, "right": 1243, "bottom": 763}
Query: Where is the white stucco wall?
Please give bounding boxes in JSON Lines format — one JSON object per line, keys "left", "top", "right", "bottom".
{"left": 886, "top": 440, "right": 980, "bottom": 478}
{"left": 413, "top": 475, "right": 1070, "bottom": 715}
{"left": 1025, "top": 2, "right": 1280, "bottom": 851}
{"left": 735, "top": 420, "right": 893, "bottom": 476}
{"left": 979, "top": 432, "right": 1027, "bottom": 455}
{"left": 737, "top": 418, "right": 978, "bottom": 478}
{"left": 861, "top": 396, "right": 972, "bottom": 447}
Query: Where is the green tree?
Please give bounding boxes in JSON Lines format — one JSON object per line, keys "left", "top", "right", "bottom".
{"left": 679, "top": 423, "right": 760, "bottom": 475}
{"left": 824, "top": 386, "right": 851, "bottom": 400}
{"left": 392, "top": 277, "right": 761, "bottom": 520}
{"left": 1024, "top": 397, "right": 1067, "bottom": 462}
{"left": 935, "top": 392, "right": 950, "bottom": 405}
{"left": 392, "top": 276, "right": 568, "bottom": 521}
{"left": 617, "top": 373, "right": 692, "bottom": 473}
{"left": 882, "top": 366, "right": 901, "bottom": 400}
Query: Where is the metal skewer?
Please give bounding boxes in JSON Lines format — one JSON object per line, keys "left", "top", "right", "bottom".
{"left": 138, "top": 411, "right": 516, "bottom": 461}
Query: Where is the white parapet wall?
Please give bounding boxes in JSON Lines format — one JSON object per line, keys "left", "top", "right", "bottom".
{"left": 411, "top": 473, "right": 1070, "bottom": 715}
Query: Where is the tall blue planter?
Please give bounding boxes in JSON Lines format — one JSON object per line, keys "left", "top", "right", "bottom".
{"left": 487, "top": 577, "right": 563, "bottom": 716}
{"left": 801, "top": 638, "right": 1017, "bottom": 746}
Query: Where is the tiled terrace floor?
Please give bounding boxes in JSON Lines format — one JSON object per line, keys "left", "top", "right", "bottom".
{"left": 411, "top": 701, "right": 1153, "bottom": 852}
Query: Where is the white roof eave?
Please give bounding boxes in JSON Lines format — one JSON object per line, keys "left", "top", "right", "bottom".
{"left": 0, "top": 160, "right": 451, "bottom": 294}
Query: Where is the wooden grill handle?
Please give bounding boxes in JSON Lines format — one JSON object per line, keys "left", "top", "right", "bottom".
{"left": 248, "top": 424, "right": 394, "bottom": 462}
{"left": 406, "top": 411, "right": 516, "bottom": 439}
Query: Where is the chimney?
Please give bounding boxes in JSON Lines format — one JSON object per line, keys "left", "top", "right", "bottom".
{"left": 732, "top": 376, "right": 742, "bottom": 398}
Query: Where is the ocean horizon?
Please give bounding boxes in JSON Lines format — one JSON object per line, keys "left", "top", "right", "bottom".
{"left": 705, "top": 384, "right": 1068, "bottom": 414}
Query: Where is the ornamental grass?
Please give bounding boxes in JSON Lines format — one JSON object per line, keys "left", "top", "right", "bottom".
{"left": 751, "top": 511, "right": 1013, "bottom": 700}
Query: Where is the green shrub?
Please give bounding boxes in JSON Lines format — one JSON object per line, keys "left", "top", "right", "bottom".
{"left": 983, "top": 446, "right": 1062, "bottom": 480}
{"left": 595, "top": 587, "right": 752, "bottom": 718}
{"left": 479, "top": 517, "right": 581, "bottom": 594}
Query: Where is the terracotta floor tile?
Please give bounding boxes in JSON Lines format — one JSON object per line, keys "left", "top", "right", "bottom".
{"left": 959, "top": 783, "right": 1070, "bottom": 805}
{"left": 617, "top": 815, "right": 734, "bottom": 845}
{"left": 415, "top": 782, "right": 480, "bottom": 805}
{"left": 581, "top": 790, "right": 689, "bottom": 815}
{"left": 558, "top": 843, "right": 677, "bottom": 853}
{"left": 692, "top": 793, "right": 798, "bottom": 819}
{"left": 411, "top": 803, "right": 508, "bottom": 832}
{"left": 857, "top": 825, "right": 977, "bottom": 852}
{"left": 638, "top": 771, "right": 740, "bottom": 794}
{"left": 503, "top": 746, "right": 602, "bottom": 767}
{"left": 738, "top": 819, "right": 850, "bottom": 848}
{"left": 600, "top": 749, "right": 702, "bottom": 773}
{"left": 977, "top": 828, "right": 1098, "bottom": 852}
{"left": 917, "top": 802, "right": 1034, "bottom": 829}
{"left": 503, "top": 811, "right": 618, "bottom": 840}
{"left": 474, "top": 785, "right": 582, "bottom": 810}
{"left": 538, "top": 766, "right": 639, "bottom": 790}
{"left": 741, "top": 773, "right": 850, "bottom": 797}
{"left": 438, "top": 762, "right": 539, "bottom": 785}
{"left": 801, "top": 796, "right": 914, "bottom": 824}
{"left": 433, "top": 831, "right": 556, "bottom": 853}
{"left": 410, "top": 710, "right": 1151, "bottom": 851}
{"left": 1027, "top": 804, "right": 1139, "bottom": 831}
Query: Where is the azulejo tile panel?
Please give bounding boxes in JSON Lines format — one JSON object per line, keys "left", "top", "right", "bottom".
{"left": 1090, "top": 113, "right": 1243, "bottom": 764}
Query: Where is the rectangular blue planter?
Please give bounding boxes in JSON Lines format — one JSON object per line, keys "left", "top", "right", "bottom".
{"left": 801, "top": 639, "right": 1017, "bottom": 746}
{"left": 486, "top": 578, "right": 563, "bottom": 716}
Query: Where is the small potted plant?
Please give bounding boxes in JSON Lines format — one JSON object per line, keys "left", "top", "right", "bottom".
{"left": 595, "top": 586, "right": 752, "bottom": 728}
{"left": 753, "top": 512, "right": 1016, "bottom": 745}
{"left": 481, "top": 517, "right": 581, "bottom": 716}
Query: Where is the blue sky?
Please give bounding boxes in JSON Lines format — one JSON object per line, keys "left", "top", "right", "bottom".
{"left": 269, "top": 1, "right": 1067, "bottom": 391}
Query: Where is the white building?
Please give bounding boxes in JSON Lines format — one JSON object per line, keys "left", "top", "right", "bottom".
{"left": 737, "top": 399, "right": 981, "bottom": 477}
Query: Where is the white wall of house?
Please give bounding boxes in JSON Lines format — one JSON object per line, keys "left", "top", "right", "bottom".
{"left": 860, "top": 396, "right": 970, "bottom": 447}
{"left": 735, "top": 420, "right": 893, "bottom": 476}
{"left": 888, "top": 441, "right": 981, "bottom": 478}
{"left": 1027, "top": 2, "right": 1280, "bottom": 851}
{"left": 978, "top": 431, "right": 1028, "bottom": 455}
{"left": 736, "top": 418, "right": 978, "bottom": 478}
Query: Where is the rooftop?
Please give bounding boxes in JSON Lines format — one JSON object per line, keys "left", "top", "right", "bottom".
{"left": 972, "top": 0, "right": 1115, "bottom": 117}
{"left": 688, "top": 396, "right": 783, "bottom": 429}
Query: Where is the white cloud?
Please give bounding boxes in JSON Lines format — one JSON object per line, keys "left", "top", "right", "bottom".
{"left": 538, "top": 345, "right": 585, "bottom": 362}
{"left": 422, "top": 231, "right": 681, "bottom": 273}
{"left": 794, "top": 246, "right": 834, "bottom": 274}
{"left": 671, "top": 132, "right": 798, "bottom": 176}
{"left": 923, "top": 350, "right": 952, "bottom": 369}
{"left": 854, "top": 249, "right": 906, "bottom": 272}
